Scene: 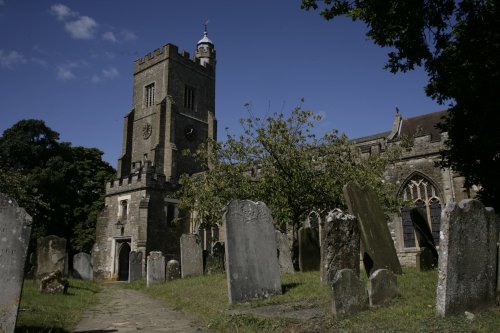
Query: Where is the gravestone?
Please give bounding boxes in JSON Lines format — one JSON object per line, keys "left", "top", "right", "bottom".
{"left": 436, "top": 199, "right": 497, "bottom": 317}
{"left": 321, "top": 209, "right": 360, "bottom": 286}
{"left": 73, "top": 252, "right": 92, "bottom": 280}
{"left": 36, "top": 235, "right": 67, "bottom": 278}
{"left": 298, "top": 226, "right": 320, "bottom": 271}
{"left": 209, "top": 241, "right": 225, "bottom": 273}
{"left": 368, "top": 269, "right": 400, "bottom": 307}
{"left": 275, "top": 230, "right": 294, "bottom": 274}
{"left": 331, "top": 269, "right": 368, "bottom": 319}
{"left": 416, "top": 247, "right": 436, "bottom": 271}
{"left": 224, "top": 200, "right": 282, "bottom": 304}
{"left": 343, "top": 182, "right": 402, "bottom": 276}
{"left": 128, "top": 251, "right": 142, "bottom": 282}
{"left": 0, "top": 193, "right": 32, "bottom": 333}
{"left": 180, "top": 234, "right": 203, "bottom": 278}
{"left": 410, "top": 207, "right": 439, "bottom": 263}
{"left": 147, "top": 251, "right": 165, "bottom": 287}
{"left": 166, "top": 259, "right": 180, "bottom": 281}
{"left": 40, "top": 270, "right": 68, "bottom": 294}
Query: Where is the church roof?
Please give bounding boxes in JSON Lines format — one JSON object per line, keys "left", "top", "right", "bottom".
{"left": 399, "top": 110, "right": 447, "bottom": 142}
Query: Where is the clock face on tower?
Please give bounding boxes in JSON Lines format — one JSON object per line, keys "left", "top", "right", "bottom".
{"left": 184, "top": 125, "right": 197, "bottom": 141}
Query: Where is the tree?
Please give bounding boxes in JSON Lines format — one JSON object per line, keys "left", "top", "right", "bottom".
{"left": 301, "top": 0, "right": 500, "bottom": 210}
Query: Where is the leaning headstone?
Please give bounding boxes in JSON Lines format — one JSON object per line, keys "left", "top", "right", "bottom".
{"left": 73, "top": 252, "right": 92, "bottom": 280}
{"left": 180, "top": 234, "right": 203, "bottom": 278}
{"left": 224, "top": 200, "right": 282, "bottom": 304}
{"left": 321, "top": 209, "right": 360, "bottom": 286}
{"left": 275, "top": 230, "right": 294, "bottom": 274}
{"left": 166, "top": 259, "right": 180, "bottom": 281}
{"left": 298, "top": 226, "right": 320, "bottom": 271}
{"left": 410, "top": 207, "right": 438, "bottom": 263}
{"left": 331, "top": 269, "right": 368, "bottom": 319}
{"left": 416, "top": 247, "right": 436, "bottom": 271}
{"left": 146, "top": 251, "right": 165, "bottom": 287}
{"left": 0, "top": 193, "right": 32, "bottom": 333}
{"left": 343, "top": 182, "right": 402, "bottom": 276}
{"left": 436, "top": 199, "right": 497, "bottom": 317}
{"left": 128, "top": 251, "right": 142, "bottom": 282}
{"left": 36, "top": 235, "right": 67, "bottom": 279}
{"left": 40, "top": 270, "right": 69, "bottom": 294}
{"left": 368, "top": 269, "right": 400, "bottom": 307}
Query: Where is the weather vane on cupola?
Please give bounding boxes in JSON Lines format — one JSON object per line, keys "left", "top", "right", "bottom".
{"left": 204, "top": 19, "right": 210, "bottom": 35}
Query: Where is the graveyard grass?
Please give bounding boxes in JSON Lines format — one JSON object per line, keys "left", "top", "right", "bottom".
{"left": 15, "top": 278, "right": 101, "bottom": 333}
{"left": 126, "top": 268, "right": 500, "bottom": 333}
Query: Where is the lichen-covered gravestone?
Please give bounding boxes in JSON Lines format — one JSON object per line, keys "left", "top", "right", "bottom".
{"left": 368, "top": 269, "right": 400, "bottom": 307}
{"left": 436, "top": 199, "right": 497, "bottom": 317}
{"left": 321, "top": 209, "right": 360, "bottom": 286}
{"left": 0, "top": 193, "right": 32, "bottom": 333}
{"left": 36, "top": 235, "right": 67, "bottom": 279}
{"left": 147, "top": 251, "right": 165, "bottom": 287}
{"left": 331, "top": 269, "right": 368, "bottom": 319}
{"left": 180, "top": 234, "right": 203, "bottom": 278}
{"left": 275, "top": 230, "right": 294, "bottom": 274}
{"left": 224, "top": 200, "right": 282, "bottom": 304}
{"left": 298, "top": 226, "right": 320, "bottom": 271}
{"left": 343, "top": 182, "right": 402, "bottom": 276}
{"left": 166, "top": 259, "right": 180, "bottom": 281}
{"left": 73, "top": 252, "right": 92, "bottom": 280}
{"left": 128, "top": 251, "right": 142, "bottom": 282}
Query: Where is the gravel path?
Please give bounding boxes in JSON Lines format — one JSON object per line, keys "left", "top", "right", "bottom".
{"left": 73, "top": 283, "right": 210, "bottom": 333}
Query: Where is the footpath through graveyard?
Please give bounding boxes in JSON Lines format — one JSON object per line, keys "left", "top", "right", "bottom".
{"left": 73, "top": 282, "right": 209, "bottom": 333}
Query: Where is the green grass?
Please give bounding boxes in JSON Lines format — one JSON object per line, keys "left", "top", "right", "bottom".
{"left": 125, "top": 268, "right": 500, "bottom": 333}
{"left": 15, "top": 278, "right": 101, "bottom": 333}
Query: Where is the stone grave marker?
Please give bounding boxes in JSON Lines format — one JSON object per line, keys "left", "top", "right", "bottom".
{"left": 275, "top": 230, "right": 294, "bottom": 274}
{"left": 298, "top": 226, "right": 320, "bottom": 271}
{"left": 410, "top": 207, "right": 438, "bottom": 263}
{"left": 321, "top": 209, "right": 360, "bottom": 286}
{"left": 166, "top": 259, "right": 180, "bottom": 281}
{"left": 436, "top": 199, "right": 497, "bottom": 317}
{"left": 129, "top": 251, "right": 142, "bottom": 282}
{"left": 331, "top": 269, "right": 368, "bottom": 319}
{"left": 73, "top": 252, "right": 92, "bottom": 280}
{"left": 40, "top": 270, "right": 68, "bottom": 294}
{"left": 416, "top": 247, "right": 436, "bottom": 271}
{"left": 368, "top": 269, "right": 400, "bottom": 307}
{"left": 147, "top": 251, "right": 165, "bottom": 287}
{"left": 36, "top": 235, "right": 67, "bottom": 278}
{"left": 224, "top": 200, "right": 282, "bottom": 304}
{"left": 0, "top": 193, "right": 32, "bottom": 333}
{"left": 180, "top": 234, "right": 203, "bottom": 278}
{"left": 343, "top": 182, "right": 402, "bottom": 276}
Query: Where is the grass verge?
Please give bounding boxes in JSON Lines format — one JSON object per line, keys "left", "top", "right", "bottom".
{"left": 15, "top": 278, "right": 101, "bottom": 333}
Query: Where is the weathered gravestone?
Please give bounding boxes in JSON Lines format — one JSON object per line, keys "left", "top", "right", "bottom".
{"left": 410, "top": 207, "right": 439, "bottom": 264}
{"left": 331, "top": 269, "right": 368, "bottom": 319}
{"left": 298, "top": 226, "right": 320, "bottom": 271}
{"left": 0, "top": 193, "right": 32, "bottom": 333}
{"left": 128, "top": 251, "right": 142, "bottom": 282}
{"left": 147, "top": 251, "right": 165, "bottom": 287}
{"left": 40, "top": 270, "right": 68, "bottom": 294}
{"left": 275, "top": 230, "right": 294, "bottom": 274}
{"left": 416, "top": 247, "right": 436, "bottom": 271}
{"left": 73, "top": 252, "right": 92, "bottom": 280}
{"left": 224, "top": 200, "right": 282, "bottom": 304}
{"left": 368, "top": 269, "right": 400, "bottom": 307}
{"left": 321, "top": 209, "right": 360, "bottom": 286}
{"left": 436, "top": 199, "right": 497, "bottom": 317}
{"left": 180, "top": 234, "right": 203, "bottom": 278}
{"left": 343, "top": 182, "right": 402, "bottom": 276}
{"left": 36, "top": 235, "right": 67, "bottom": 278}
{"left": 166, "top": 259, "right": 180, "bottom": 281}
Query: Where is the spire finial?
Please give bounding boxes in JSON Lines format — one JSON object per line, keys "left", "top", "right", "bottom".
{"left": 204, "top": 19, "right": 209, "bottom": 35}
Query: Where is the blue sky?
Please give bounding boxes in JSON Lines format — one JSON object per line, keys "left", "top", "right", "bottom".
{"left": 0, "top": 0, "right": 442, "bottom": 166}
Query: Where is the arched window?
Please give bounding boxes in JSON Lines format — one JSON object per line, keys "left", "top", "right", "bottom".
{"left": 399, "top": 175, "right": 441, "bottom": 248}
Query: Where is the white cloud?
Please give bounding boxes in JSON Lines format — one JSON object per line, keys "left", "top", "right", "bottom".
{"left": 121, "top": 30, "right": 137, "bottom": 41}
{"left": 56, "top": 62, "right": 80, "bottom": 81}
{"left": 64, "top": 16, "right": 98, "bottom": 39}
{"left": 102, "top": 31, "right": 118, "bottom": 43}
{"left": 50, "top": 4, "right": 78, "bottom": 21}
{"left": 0, "top": 50, "right": 27, "bottom": 69}
{"left": 0, "top": 0, "right": 5, "bottom": 6}
{"left": 92, "top": 66, "right": 119, "bottom": 83}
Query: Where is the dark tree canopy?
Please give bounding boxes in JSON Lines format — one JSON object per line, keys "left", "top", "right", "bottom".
{"left": 301, "top": 0, "right": 500, "bottom": 210}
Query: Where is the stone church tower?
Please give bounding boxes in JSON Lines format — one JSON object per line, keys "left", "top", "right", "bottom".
{"left": 93, "top": 31, "right": 217, "bottom": 280}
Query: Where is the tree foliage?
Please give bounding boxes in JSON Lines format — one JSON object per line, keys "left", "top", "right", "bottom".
{"left": 301, "top": 0, "right": 500, "bottom": 210}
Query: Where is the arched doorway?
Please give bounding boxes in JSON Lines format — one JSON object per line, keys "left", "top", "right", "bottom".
{"left": 118, "top": 242, "right": 131, "bottom": 281}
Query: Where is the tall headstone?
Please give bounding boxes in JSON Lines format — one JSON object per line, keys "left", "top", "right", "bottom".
{"left": 436, "top": 199, "right": 497, "bottom": 317}
{"left": 321, "top": 209, "right": 360, "bottom": 286}
{"left": 180, "top": 234, "right": 203, "bottom": 278}
{"left": 343, "top": 182, "right": 402, "bottom": 275}
{"left": 128, "top": 251, "right": 142, "bottom": 282}
{"left": 331, "top": 269, "right": 368, "bottom": 319}
{"left": 298, "top": 226, "right": 320, "bottom": 271}
{"left": 166, "top": 259, "right": 180, "bottom": 281}
{"left": 275, "top": 230, "right": 294, "bottom": 274}
{"left": 73, "top": 252, "right": 92, "bottom": 280}
{"left": 0, "top": 194, "right": 32, "bottom": 333}
{"left": 36, "top": 235, "right": 67, "bottom": 279}
{"left": 146, "top": 251, "right": 165, "bottom": 287}
{"left": 368, "top": 269, "right": 400, "bottom": 307}
{"left": 224, "top": 200, "right": 282, "bottom": 304}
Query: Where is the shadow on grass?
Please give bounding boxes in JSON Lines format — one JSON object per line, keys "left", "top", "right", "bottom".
{"left": 15, "top": 327, "right": 70, "bottom": 333}
{"left": 282, "top": 282, "right": 301, "bottom": 294}
{"left": 69, "top": 284, "right": 99, "bottom": 293}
